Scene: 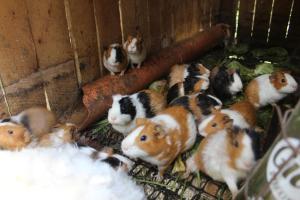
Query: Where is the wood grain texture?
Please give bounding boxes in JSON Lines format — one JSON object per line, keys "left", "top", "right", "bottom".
{"left": 238, "top": 0, "right": 255, "bottom": 42}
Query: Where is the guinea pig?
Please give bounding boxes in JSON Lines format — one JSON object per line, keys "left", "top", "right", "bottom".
{"left": 103, "top": 43, "right": 129, "bottom": 76}
{"left": 198, "top": 100, "right": 256, "bottom": 137}
{"left": 185, "top": 126, "right": 260, "bottom": 197}
{"left": 92, "top": 147, "right": 134, "bottom": 173}
{"left": 0, "top": 122, "right": 31, "bottom": 150}
{"left": 108, "top": 89, "right": 166, "bottom": 135}
{"left": 210, "top": 65, "right": 243, "bottom": 101}
{"left": 121, "top": 105, "right": 197, "bottom": 176}
{"left": 168, "top": 63, "right": 210, "bottom": 88}
{"left": 169, "top": 93, "right": 222, "bottom": 122}
{"left": 123, "top": 33, "right": 147, "bottom": 69}
{"left": 245, "top": 71, "right": 298, "bottom": 108}
{"left": 166, "top": 76, "right": 210, "bottom": 104}
{"left": 1, "top": 107, "right": 56, "bottom": 138}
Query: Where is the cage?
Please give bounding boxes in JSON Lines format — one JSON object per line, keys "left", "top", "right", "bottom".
{"left": 0, "top": 0, "right": 299, "bottom": 199}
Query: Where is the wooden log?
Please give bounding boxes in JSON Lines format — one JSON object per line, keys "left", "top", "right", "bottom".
{"left": 79, "top": 24, "right": 229, "bottom": 130}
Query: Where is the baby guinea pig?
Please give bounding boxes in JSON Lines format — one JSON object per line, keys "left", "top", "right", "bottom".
{"left": 210, "top": 65, "right": 243, "bottom": 101}
{"left": 168, "top": 63, "right": 210, "bottom": 88}
{"left": 245, "top": 71, "right": 298, "bottom": 108}
{"left": 123, "top": 33, "right": 147, "bottom": 69}
{"left": 169, "top": 93, "right": 222, "bottom": 122}
{"left": 0, "top": 122, "right": 31, "bottom": 150}
{"left": 166, "top": 76, "right": 210, "bottom": 104}
{"left": 198, "top": 100, "right": 256, "bottom": 137}
{"left": 108, "top": 89, "right": 166, "bottom": 136}
{"left": 103, "top": 43, "right": 129, "bottom": 76}
{"left": 185, "top": 126, "right": 260, "bottom": 197}
{"left": 1, "top": 107, "right": 56, "bottom": 138}
{"left": 121, "top": 105, "right": 197, "bottom": 176}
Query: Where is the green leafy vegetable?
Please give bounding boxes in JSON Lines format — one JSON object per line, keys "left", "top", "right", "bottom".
{"left": 227, "top": 43, "right": 249, "bottom": 55}
{"left": 254, "top": 63, "right": 274, "bottom": 75}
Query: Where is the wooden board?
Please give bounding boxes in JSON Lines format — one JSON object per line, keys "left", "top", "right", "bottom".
{"left": 237, "top": 0, "right": 254, "bottom": 42}
{"left": 69, "top": 0, "right": 100, "bottom": 84}
{"left": 287, "top": 0, "right": 300, "bottom": 48}
{"left": 148, "top": 0, "right": 162, "bottom": 54}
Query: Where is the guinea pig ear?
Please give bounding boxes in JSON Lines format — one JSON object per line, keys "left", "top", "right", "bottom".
{"left": 269, "top": 72, "right": 278, "bottom": 82}
{"left": 227, "top": 68, "right": 236, "bottom": 75}
{"left": 223, "top": 116, "right": 233, "bottom": 128}
{"left": 136, "top": 118, "right": 149, "bottom": 126}
{"left": 154, "top": 124, "right": 166, "bottom": 138}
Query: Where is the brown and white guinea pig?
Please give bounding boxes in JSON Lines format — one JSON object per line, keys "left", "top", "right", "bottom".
{"left": 168, "top": 63, "right": 210, "bottom": 88}
{"left": 0, "top": 107, "right": 56, "bottom": 138}
{"left": 108, "top": 89, "right": 166, "bottom": 136}
{"left": 185, "top": 126, "right": 261, "bottom": 197}
{"left": 36, "top": 123, "right": 76, "bottom": 148}
{"left": 198, "top": 100, "right": 256, "bottom": 137}
{"left": 169, "top": 93, "right": 222, "bottom": 122}
{"left": 210, "top": 65, "right": 243, "bottom": 101}
{"left": 166, "top": 76, "right": 210, "bottom": 104}
{"left": 245, "top": 71, "right": 298, "bottom": 108}
{"left": 91, "top": 147, "right": 134, "bottom": 173}
{"left": 103, "top": 43, "right": 129, "bottom": 76}
{"left": 123, "top": 33, "right": 147, "bottom": 69}
{"left": 121, "top": 105, "right": 197, "bottom": 176}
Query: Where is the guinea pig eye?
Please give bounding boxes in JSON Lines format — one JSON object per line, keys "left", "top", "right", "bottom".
{"left": 140, "top": 135, "right": 147, "bottom": 141}
{"left": 211, "top": 123, "right": 217, "bottom": 128}
{"left": 281, "top": 78, "right": 286, "bottom": 83}
{"left": 7, "top": 130, "right": 14, "bottom": 135}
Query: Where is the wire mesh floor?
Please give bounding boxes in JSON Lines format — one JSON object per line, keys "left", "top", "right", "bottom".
{"left": 76, "top": 124, "right": 232, "bottom": 200}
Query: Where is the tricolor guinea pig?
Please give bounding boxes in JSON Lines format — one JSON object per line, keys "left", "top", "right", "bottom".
{"left": 123, "top": 33, "right": 147, "bottom": 69}
{"left": 198, "top": 100, "right": 256, "bottom": 137}
{"left": 168, "top": 63, "right": 210, "bottom": 88}
{"left": 166, "top": 76, "right": 210, "bottom": 104}
{"left": 103, "top": 43, "right": 129, "bottom": 76}
{"left": 169, "top": 93, "right": 222, "bottom": 122}
{"left": 121, "top": 105, "right": 197, "bottom": 176}
{"left": 245, "top": 71, "right": 298, "bottom": 108}
{"left": 0, "top": 107, "right": 56, "bottom": 138}
{"left": 108, "top": 90, "right": 166, "bottom": 135}
{"left": 210, "top": 65, "right": 243, "bottom": 101}
{"left": 185, "top": 126, "right": 260, "bottom": 197}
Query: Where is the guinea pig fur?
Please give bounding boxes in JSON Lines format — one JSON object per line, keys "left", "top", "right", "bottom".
{"left": 166, "top": 76, "right": 210, "bottom": 104}
{"left": 0, "top": 145, "right": 145, "bottom": 200}
{"left": 123, "top": 33, "right": 147, "bottom": 69}
{"left": 198, "top": 102, "right": 255, "bottom": 137}
{"left": 169, "top": 93, "right": 222, "bottom": 122}
{"left": 121, "top": 105, "right": 197, "bottom": 176}
{"left": 185, "top": 127, "right": 260, "bottom": 197}
{"left": 210, "top": 66, "right": 243, "bottom": 101}
{"left": 1, "top": 107, "right": 57, "bottom": 138}
{"left": 245, "top": 71, "right": 298, "bottom": 108}
{"left": 103, "top": 43, "right": 129, "bottom": 76}
{"left": 168, "top": 63, "right": 210, "bottom": 88}
{"left": 108, "top": 89, "right": 166, "bottom": 135}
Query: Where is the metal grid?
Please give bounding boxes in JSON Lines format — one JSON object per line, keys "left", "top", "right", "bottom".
{"left": 77, "top": 125, "right": 231, "bottom": 200}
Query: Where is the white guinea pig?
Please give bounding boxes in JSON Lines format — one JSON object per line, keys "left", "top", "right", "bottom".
{"left": 108, "top": 90, "right": 166, "bottom": 136}
{"left": 121, "top": 105, "right": 197, "bottom": 176}
{"left": 186, "top": 127, "right": 260, "bottom": 198}
{"left": 245, "top": 71, "right": 298, "bottom": 108}
{"left": 123, "top": 33, "right": 147, "bottom": 69}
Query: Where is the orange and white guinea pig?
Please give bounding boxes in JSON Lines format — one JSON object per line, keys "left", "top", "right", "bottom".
{"left": 121, "top": 105, "right": 197, "bottom": 176}
{"left": 123, "top": 33, "right": 147, "bottom": 69}
{"left": 185, "top": 126, "right": 260, "bottom": 197}
{"left": 198, "top": 100, "right": 256, "bottom": 137}
{"left": 103, "top": 43, "right": 129, "bottom": 76}
{"left": 245, "top": 71, "right": 298, "bottom": 108}
{"left": 168, "top": 63, "right": 210, "bottom": 88}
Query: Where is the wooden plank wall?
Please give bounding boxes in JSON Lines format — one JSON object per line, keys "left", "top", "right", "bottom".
{"left": 221, "top": 0, "right": 300, "bottom": 48}
{"left": 0, "top": 0, "right": 221, "bottom": 118}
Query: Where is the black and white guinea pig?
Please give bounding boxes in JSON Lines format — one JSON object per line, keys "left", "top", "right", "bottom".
{"left": 166, "top": 76, "right": 209, "bottom": 104}
{"left": 103, "top": 43, "right": 129, "bottom": 76}
{"left": 123, "top": 33, "right": 147, "bottom": 69}
{"left": 169, "top": 93, "right": 222, "bottom": 122}
{"left": 108, "top": 89, "right": 166, "bottom": 135}
{"left": 168, "top": 63, "right": 210, "bottom": 88}
{"left": 210, "top": 65, "right": 243, "bottom": 101}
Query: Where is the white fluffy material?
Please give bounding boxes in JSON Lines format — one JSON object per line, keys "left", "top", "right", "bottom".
{"left": 0, "top": 145, "right": 145, "bottom": 200}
